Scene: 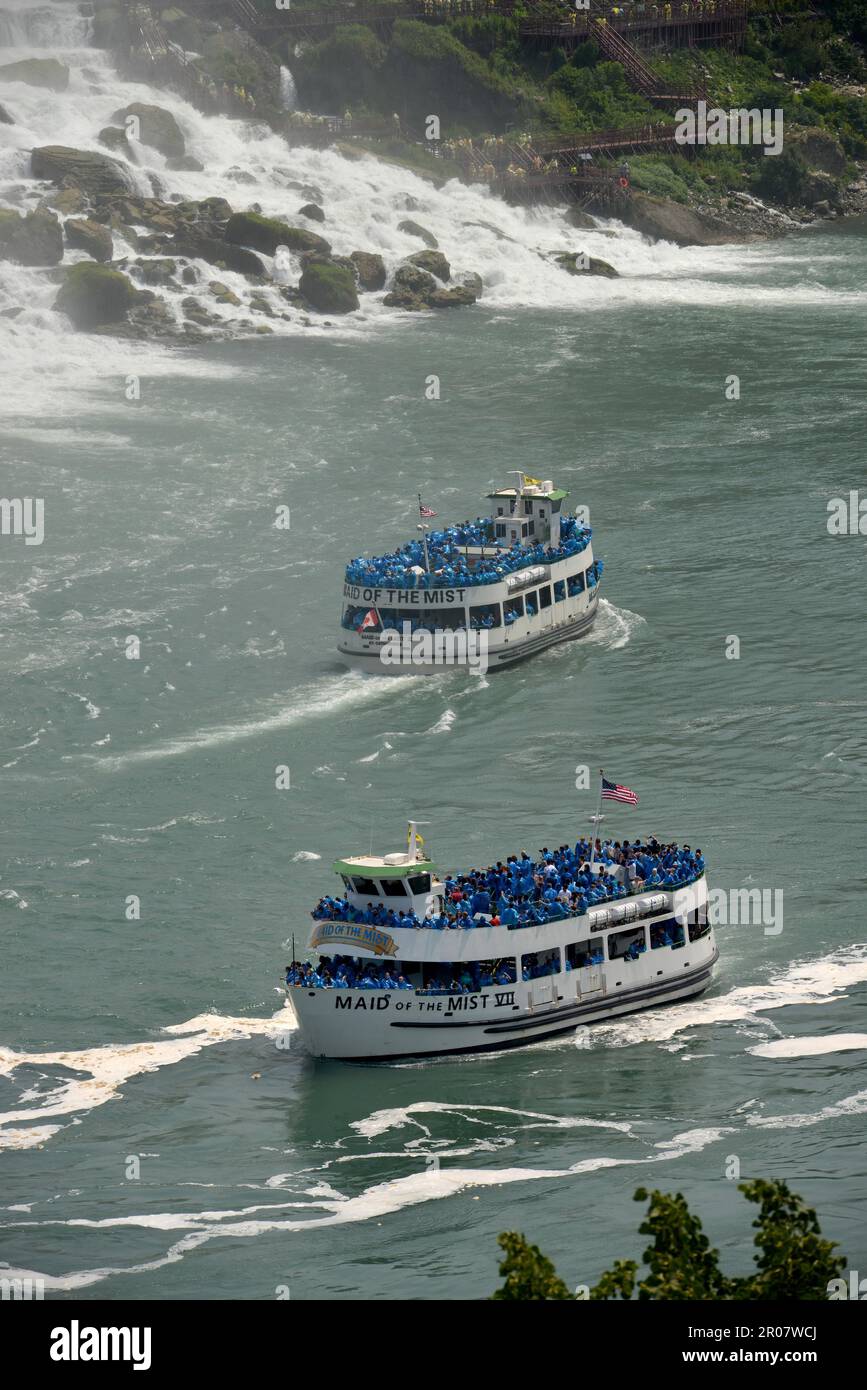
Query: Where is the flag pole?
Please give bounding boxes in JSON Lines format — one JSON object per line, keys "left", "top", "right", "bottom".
{"left": 417, "top": 493, "right": 430, "bottom": 573}
{"left": 588, "top": 768, "right": 604, "bottom": 873}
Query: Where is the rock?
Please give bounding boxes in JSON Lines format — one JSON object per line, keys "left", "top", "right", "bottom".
{"left": 0, "top": 103, "right": 14, "bottom": 125}
{"left": 298, "top": 202, "right": 325, "bottom": 223}
{"left": 801, "top": 170, "right": 841, "bottom": 208}
{"left": 225, "top": 211, "right": 330, "bottom": 257}
{"left": 1, "top": 306, "right": 23, "bottom": 319}
{"left": 789, "top": 127, "right": 847, "bottom": 177}
{"left": 0, "top": 209, "right": 64, "bottom": 266}
{"left": 41, "top": 187, "right": 88, "bottom": 215}
{"left": 566, "top": 206, "right": 599, "bottom": 230}
{"left": 112, "top": 103, "right": 186, "bottom": 159}
{"left": 0, "top": 58, "right": 69, "bottom": 92}
{"left": 609, "top": 192, "right": 743, "bottom": 247}
{"left": 133, "top": 257, "right": 178, "bottom": 285}
{"left": 813, "top": 200, "right": 833, "bottom": 217}
{"left": 181, "top": 265, "right": 198, "bottom": 285}
{"left": 166, "top": 155, "right": 204, "bottom": 172}
{"left": 349, "top": 250, "right": 386, "bottom": 291}
{"left": 391, "top": 263, "right": 436, "bottom": 299}
{"left": 197, "top": 196, "right": 233, "bottom": 222}
{"left": 209, "top": 280, "right": 241, "bottom": 305}
{"left": 98, "top": 126, "right": 134, "bottom": 159}
{"left": 65, "top": 218, "right": 113, "bottom": 263}
{"left": 31, "top": 146, "right": 130, "bottom": 197}
{"left": 427, "top": 287, "right": 477, "bottom": 308}
{"left": 554, "top": 252, "right": 619, "bottom": 278}
{"left": 402, "top": 195, "right": 421, "bottom": 212}
{"left": 397, "top": 219, "right": 438, "bottom": 248}
{"left": 254, "top": 324, "right": 274, "bottom": 334}
{"left": 55, "top": 262, "right": 138, "bottom": 329}
{"left": 457, "top": 270, "right": 483, "bottom": 298}
{"left": 298, "top": 260, "right": 359, "bottom": 314}
{"left": 172, "top": 229, "right": 266, "bottom": 277}
{"left": 408, "top": 249, "right": 450, "bottom": 281}
{"left": 226, "top": 168, "right": 257, "bottom": 186}
{"left": 249, "top": 294, "right": 274, "bottom": 316}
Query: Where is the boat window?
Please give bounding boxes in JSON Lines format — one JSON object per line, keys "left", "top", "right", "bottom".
{"left": 651, "top": 921, "right": 686, "bottom": 949}
{"left": 407, "top": 874, "right": 431, "bottom": 894}
{"left": 470, "top": 603, "right": 501, "bottom": 629}
{"left": 688, "top": 918, "right": 711, "bottom": 942}
{"left": 523, "top": 500, "right": 533, "bottom": 515}
{"left": 567, "top": 571, "right": 585, "bottom": 597}
{"left": 352, "top": 876, "right": 380, "bottom": 896}
{"left": 566, "top": 939, "right": 602, "bottom": 969}
{"left": 341, "top": 876, "right": 352, "bottom": 893}
{"left": 342, "top": 604, "right": 378, "bottom": 631}
{"left": 553, "top": 580, "right": 566, "bottom": 602}
{"left": 608, "top": 926, "right": 648, "bottom": 960}
{"left": 380, "top": 879, "right": 408, "bottom": 897}
{"left": 524, "top": 590, "right": 538, "bottom": 618}
{"left": 504, "top": 596, "right": 524, "bottom": 624}
{"left": 521, "top": 947, "right": 561, "bottom": 978}
{"left": 538, "top": 584, "right": 552, "bottom": 609}
{"left": 495, "top": 523, "right": 506, "bottom": 538}
{"left": 418, "top": 957, "right": 517, "bottom": 992}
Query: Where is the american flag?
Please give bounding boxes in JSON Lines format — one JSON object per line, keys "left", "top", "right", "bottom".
{"left": 601, "top": 775, "right": 638, "bottom": 806}
{"left": 419, "top": 502, "right": 437, "bottom": 518}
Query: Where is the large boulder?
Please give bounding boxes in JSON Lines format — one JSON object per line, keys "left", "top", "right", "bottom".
{"left": 554, "top": 252, "right": 619, "bottom": 278}
{"left": 610, "top": 192, "right": 743, "bottom": 247}
{"left": 801, "top": 170, "right": 842, "bottom": 209}
{"left": 384, "top": 262, "right": 437, "bottom": 310}
{"left": 166, "top": 155, "right": 204, "bottom": 172}
{"left": 397, "top": 219, "right": 438, "bottom": 248}
{"left": 55, "top": 262, "right": 138, "bottom": 329}
{"left": 31, "top": 146, "right": 131, "bottom": 197}
{"left": 172, "top": 227, "right": 266, "bottom": 277}
{"left": 41, "top": 187, "right": 89, "bottom": 216}
{"left": 113, "top": 103, "right": 186, "bottom": 159}
{"left": 566, "top": 206, "right": 599, "bottom": 230}
{"left": 298, "top": 202, "right": 325, "bottom": 222}
{"left": 0, "top": 209, "right": 63, "bottom": 266}
{"left": 225, "top": 211, "right": 330, "bottom": 257}
{"left": 65, "top": 218, "right": 114, "bottom": 263}
{"left": 789, "top": 127, "right": 847, "bottom": 177}
{"left": 457, "top": 270, "right": 483, "bottom": 298}
{"left": 427, "top": 287, "right": 477, "bottom": 308}
{"left": 349, "top": 249, "right": 386, "bottom": 291}
{"left": 299, "top": 259, "right": 359, "bottom": 314}
{"left": 408, "top": 249, "right": 450, "bottom": 282}
{"left": 0, "top": 103, "right": 14, "bottom": 125}
{"left": 0, "top": 58, "right": 69, "bottom": 91}
{"left": 98, "top": 126, "right": 135, "bottom": 160}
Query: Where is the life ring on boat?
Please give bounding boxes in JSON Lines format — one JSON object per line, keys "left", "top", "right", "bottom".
{"left": 619, "top": 176, "right": 629, "bottom": 188}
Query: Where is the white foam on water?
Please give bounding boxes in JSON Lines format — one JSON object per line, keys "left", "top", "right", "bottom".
{"left": 0, "top": 1009, "right": 294, "bottom": 1150}
{"left": 83, "top": 673, "right": 422, "bottom": 769}
{"left": 351, "top": 1100, "right": 634, "bottom": 1141}
{"left": 588, "top": 945, "right": 867, "bottom": 1049}
{"left": 746, "top": 1087, "right": 867, "bottom": 1131}
{"left": 749, "top": 1033, "right": 867, "bottom": 1059}
{"left": 586, "top": 598, "right": 646, "bottom": 652}
{"left": 425, "top": 708, "right": 456, "bottom": 735}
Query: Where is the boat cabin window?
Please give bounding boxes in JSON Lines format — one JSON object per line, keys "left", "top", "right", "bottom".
{"left": 538, "top": 584, "right": 552, "bottom": 609}
{"left": 608, "top": 927, "right": 648, "bottom": 960}
{"left": 566, "top": 939, "right": 602, "bottom": 969}
{"left": 504, "top": 596, "right": 524, "bottom": 623}
{"left": 525, "top": 590, "right": 538, "bottom": 617}
{"left": 523, "top": 500, "right": 533, "bottom": 515}
{"left": 688, "top": 916, "right": 711, "bottom": 942}
{"left": 381, "top": 879, "right": 409, "bottom": 897}
{"left": 421, "top": 607, "right": 466, "bottom": 631}
{"left": 342, "top": 604, "right": 377, "bottom": 631}
{"left": 651, "top": 921, "right": 686, "bottom": 950}
{"left": 495, "top": 522, "right": 506, "bottom": 538}
{"left": 352, "top": 876, "right": 380, "bottom": 895}
{"left": 567, "top": 572, "right": 585, "bottom": 597}
{"left": 553, "top": 580, "right": 566, "bottom": 603}
{"left": 521, "top": 947, "right": 561, "bottom": 979}
{"left": 407, "top": 873, "right": 431, "bottom": 894}
{"left": 470, "top": 603, "right": 501, "bottom": 629}
{"left": 417, "top": 957, "right": 517, "bottom": 992}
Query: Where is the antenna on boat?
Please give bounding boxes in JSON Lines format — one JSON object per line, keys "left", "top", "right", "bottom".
{"left": 416, "top": 493, "right": 431, "bottom": 572}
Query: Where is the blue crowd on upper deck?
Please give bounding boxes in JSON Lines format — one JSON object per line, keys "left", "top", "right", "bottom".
{"left": 344, "top": 514, "right": 592, "bottom": 590}
{"left": 312, "top": 837, "right": 706, "bottom": 933}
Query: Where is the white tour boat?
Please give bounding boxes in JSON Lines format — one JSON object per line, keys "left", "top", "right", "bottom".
{"left": 339, "top": 475, "right": 602, "bottom": 674}
{"left": 286, "top": 823, "right": 718, "bottom": 1062}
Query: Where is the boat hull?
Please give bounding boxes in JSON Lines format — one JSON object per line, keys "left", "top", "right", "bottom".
{"left": 337, "top": 591, "right": 601, "bottom": 676}
{"left": 289, "top": 945, "right": 718, "bottom": 1062}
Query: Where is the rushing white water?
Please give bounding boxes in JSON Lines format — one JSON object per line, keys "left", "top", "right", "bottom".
{"left": 279, "top": 64, "right": 298, "bottom": 112}
{"left": 1, "top": 7, "right": 862, "bottom": 428}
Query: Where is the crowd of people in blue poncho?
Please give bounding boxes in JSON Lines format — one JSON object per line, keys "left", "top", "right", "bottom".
{"left": 311, "top": 838, "right": 705, "bottom": 934}
{"left": 285, "top": 956, "right": 520, "bottom": 993}
{"left": 344, "top": 515, "right": 592, "bottom": 591}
